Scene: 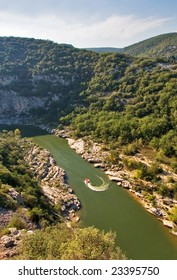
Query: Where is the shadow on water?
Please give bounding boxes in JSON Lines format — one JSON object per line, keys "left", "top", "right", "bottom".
{"left": 0, "top": 124, "right": 49, "bottom": 137}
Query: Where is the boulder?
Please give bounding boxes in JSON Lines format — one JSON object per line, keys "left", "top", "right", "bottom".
{"left": 162, "top": 220, "right": 174, "bottom": 228}
{"left": 1, "top": 236, "right": 15, "bottom": 248}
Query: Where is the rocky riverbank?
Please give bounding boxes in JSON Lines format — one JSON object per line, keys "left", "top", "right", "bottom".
{"left": 0, "top": 139, "right": 81, "bottom": 259}
{"left": 25, "top": 143, "right": 81, "bottom": 223}
{"left": 54, "top": 129, "right": 177, "bottom": 236}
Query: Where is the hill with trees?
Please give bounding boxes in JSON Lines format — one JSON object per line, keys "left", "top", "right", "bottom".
{"left": 60, "top": 52, "right": 177, "bottom": 159}
{"left": 85, "top": 33, "right": 177, "bottom": 59}
{"left": 123, "top": 33, "right": 177, "bottom": 58}
{"left": 0, "top": 34, "right": 176, "bottom": 126}
{"left": 85, "top": 47, "right": 122, "bottom": 53}
{"left": 0, "top": 37, "right": 98, "bottom": 126}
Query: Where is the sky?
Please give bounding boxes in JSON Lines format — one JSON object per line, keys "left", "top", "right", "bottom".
{"left": 0, "top": 0, "right": 176, "bottom": 48}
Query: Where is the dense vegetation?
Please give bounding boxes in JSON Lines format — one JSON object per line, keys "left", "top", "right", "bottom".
{"left": 0, "top": 37, "right": 97, "bottom": 80}
{"left": 123, "top": 33, "right": 177, "bottom": 58}
{"left": 0, "top": 34, "right": 177, "bottom": 126}
{"left": 0, "top": 130, "right": 58, "bottom": 228}
{"left": 0, "top": 37, "right": 98, "bottom": 124}
{"left": 60, "top": 54, "right": 177, "bottom": 160}
{"left": 87, "top": 33, "right": 177, "bottom": 58}
{"left": 19, "top": 224, "right": 126, "bottom": 260}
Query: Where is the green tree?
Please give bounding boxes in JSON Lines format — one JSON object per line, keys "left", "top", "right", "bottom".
{"left": 8, "top": 214, "right": 27, "bottom": 230}
{"left": 169, "top": 206, "right": 177, "bottom": 224}
{"left": 14, "top": 129, "right": 21, "bottom": 138}
{"left": 19, "top": 225, "right": 126, "bottom": 260}
{"left": 60, "top": 227, "right": 126, "bottom": 260}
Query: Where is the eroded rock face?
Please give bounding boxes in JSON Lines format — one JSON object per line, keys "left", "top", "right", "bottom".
{"left": 67, "top": 138, "right": 85, "bottom": 155}
{"left": 0, "top": 227, "right": 34, "bottom": 260}
{"left": 0, "top": 90, "right": 46, "bottom": 119}
{"left": 0, "top": 72, "right": 75, "bottom": 125}
{"left": 8, "top": 189, "right": 24, "bottom": 205}
{"left": 0, "top": 208, "right": 14, "bottom": 228}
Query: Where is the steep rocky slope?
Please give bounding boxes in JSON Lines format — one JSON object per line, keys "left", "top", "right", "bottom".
{"left": 0, "top": 37, "right": 98, "bottom": 125}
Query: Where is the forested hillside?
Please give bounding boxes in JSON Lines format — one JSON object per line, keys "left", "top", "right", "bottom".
{"left": 86, "top": 33, "right": 177, "bottom": 58}
{"left": 0, "top": 37, "right": 98, "bottom": 125}
{"left": 60, "top": 54, "right": 177, "bottom": 159}
{"left": 0, "top": 34, "right": 176, "bottom": 127}
{"left": 123, "top": 33, "right": 177, "bottom": 58}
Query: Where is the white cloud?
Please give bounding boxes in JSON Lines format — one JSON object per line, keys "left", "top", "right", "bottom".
{"left": 0, "top": 11, "right": 171, "bottom": 47}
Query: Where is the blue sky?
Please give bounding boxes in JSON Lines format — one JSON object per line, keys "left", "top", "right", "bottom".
{"left": 0, "top": 0, "right": 176, "bottom": 47}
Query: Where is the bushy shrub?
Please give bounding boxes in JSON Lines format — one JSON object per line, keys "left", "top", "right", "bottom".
{"left": 123, "top": 143, "right": 139, "bottom": 155}
{"left": 8, "top": 214, "right": 27, "bottom": 230}
{"left": 19, "top": 225, "right": 127, "bottom": 260}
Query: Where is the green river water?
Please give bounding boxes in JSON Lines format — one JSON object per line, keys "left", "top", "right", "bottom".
{"left": 1, "top": 125, "right": 177, "bottom": 259}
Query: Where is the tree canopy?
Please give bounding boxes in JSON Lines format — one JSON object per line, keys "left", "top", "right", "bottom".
{"left": 19, "top": 224, "right": 126, "bottom": 260}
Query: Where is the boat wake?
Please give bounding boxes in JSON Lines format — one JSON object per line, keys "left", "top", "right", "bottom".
{"left": 84, "top": 176, "right": 109, "bottom": 192}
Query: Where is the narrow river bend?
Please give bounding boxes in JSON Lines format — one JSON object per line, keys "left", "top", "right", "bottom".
{"left": 33, "top": 134, "right": 177, "bottom": 260}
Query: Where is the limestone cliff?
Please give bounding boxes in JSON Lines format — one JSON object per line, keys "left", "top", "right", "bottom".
{"left": 0, "top": 90, "right": 46, "bottom": 121}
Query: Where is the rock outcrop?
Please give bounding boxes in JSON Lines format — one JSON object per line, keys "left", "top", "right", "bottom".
{"left": 0, "top": 89, "right": 48, "bottom": 124}
{"left": 0, "top": 227, "right": 33, "bottom": 260}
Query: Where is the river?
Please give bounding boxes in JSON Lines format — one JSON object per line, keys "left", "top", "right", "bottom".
{"left": 1, "top": 125, "right": 177, "bottom": 259}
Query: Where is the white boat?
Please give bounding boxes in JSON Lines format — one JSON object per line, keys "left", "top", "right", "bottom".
{"left": 84, "top": 178, "right": 90, "bottom": 186}
{"left": 84, "top": 177, "right": 109, "bottom": 192}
